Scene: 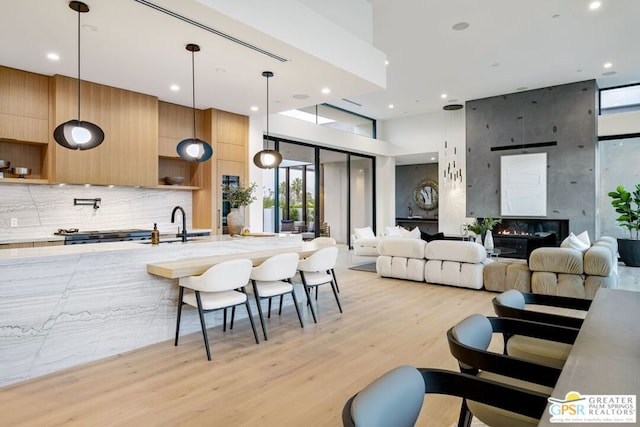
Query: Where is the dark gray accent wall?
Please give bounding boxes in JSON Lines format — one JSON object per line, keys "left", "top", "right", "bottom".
{"left": 396, "top": 163, "right": 438, "bottom": 219}
{"left": 465, "top": 80, "right": 598, "bottom": 237}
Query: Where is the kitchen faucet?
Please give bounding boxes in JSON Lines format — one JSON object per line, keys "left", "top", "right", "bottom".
{"left": 171, "top": 206, "right": 187, "bottom": 242}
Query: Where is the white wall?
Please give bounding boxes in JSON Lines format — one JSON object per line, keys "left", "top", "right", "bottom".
{"left": 378, "top": 109, "right": 474, "bottom": 235}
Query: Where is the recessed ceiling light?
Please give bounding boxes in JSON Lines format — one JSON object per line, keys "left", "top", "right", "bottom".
{"left": 430, "top": 157, "right": 436, "bottom": 161}
{"left": 552, "top": 14, "right": 561, "bottom": 18}
{"left": 388, "top": 104, "right": 395, "bottom": 109}
{"left": 589, "top": 1, "right": 601, "bottom": 11}
{"left": 321, "top": 88, "right": 331, "bottom": 94}
{"left": 292, "top": 94, "right": 309, "bottom": 100}
{"left": 603, "top": 62, "right": 613, "bottom": 68}
{"left": 250, "top": 106, "right": 259, "bottom": 112}
{"left": 441, "top": 93, "right": 448, "bottom": 99}
{"left": 452, "top": 22, "right": 470, "bottom": 31}
{"left": 602, "top": 71, "right": 617, "bottom": 76}
{"left": 170, "top": 84, "right": 179, "bottom": 91}
{"left": 516, "top": 86, "right": 528, "bottom": 91}
{"left": 491, "top": 62, "right": 500, "bottom": 67}
{"left": 82, "top": 24, "right": 97, "bottom": 32}
{"left": 47, "top": 52, "right": 60, "bottom": 61}
{"left": 384, "top": 60, "right": 389, "bottom": 66}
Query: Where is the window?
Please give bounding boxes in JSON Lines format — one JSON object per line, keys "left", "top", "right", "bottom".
{"left": 600, "top": 84, "right": 640, "bottom": 115}
{"left": 279, "top": 104, "right": 376, "bottom": 138}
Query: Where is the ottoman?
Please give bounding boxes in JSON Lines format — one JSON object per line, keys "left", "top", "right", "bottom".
{"left": 483, "top": 260, "right": 531, "bottom": 293}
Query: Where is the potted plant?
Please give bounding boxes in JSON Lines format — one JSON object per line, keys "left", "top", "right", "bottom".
{"left": 608, "top": 184, "right": 640, "bottom": 267}
{"left": 222, "top": 182, "right": 257, "bottom": 236}
{"left": 463, "top": 217, "right": 501, "bottom": 250}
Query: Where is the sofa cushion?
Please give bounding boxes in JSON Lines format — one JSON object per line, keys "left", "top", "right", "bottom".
{"left": 378, "top": 237, "right": 426, "bottom": 259}
{"left": 531, "top": 272, "right": 586, "bottom": 298}
{"left": 576, "top": 230, "right": 591, "bottom": 246}
{"left": 400, "top": 226, "right": 421, "bottom": 239}
{"left": 385, "top": 225, "right": 403, "bottom": 236}
{"left": 354, "top": 226, "right": 375, "bottom": 240}
{"left": 376, "top": 255, "right": 425, "bottom": 282}
{"left": 529, "top": 247, "right": 583, "bottom": 275}
{"left": 424, "top": 260, "right": 484, "bottom": 289}
{"left": 560, "top": 232, "right": 590, "bottom": 252}
{"left": 584, "top": 245, "right": 615, "bottom": 276}
{"left": 420, "top": 231, "right": 445, "bottom": 242}
{"left": 424, "top": 240, "right": 486, "bottom": 264}
{"left": 483, "top": 261, "right": 531, "bottom": 293}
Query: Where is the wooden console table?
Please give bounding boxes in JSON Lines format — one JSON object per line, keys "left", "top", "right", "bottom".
{"left": 395, "top": 217, "right": 438, "bottom": 234}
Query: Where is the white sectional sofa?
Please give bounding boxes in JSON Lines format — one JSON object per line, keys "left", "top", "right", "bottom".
{"left": 376, "top": 237, "right": 488, "bottom": 289}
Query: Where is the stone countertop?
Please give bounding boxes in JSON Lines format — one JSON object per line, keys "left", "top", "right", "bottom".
{"left": 0, "top": 233, "right": 299, "bottom": 260}
{"left": 0, "top": 228, "right": 212, "bottom": 245}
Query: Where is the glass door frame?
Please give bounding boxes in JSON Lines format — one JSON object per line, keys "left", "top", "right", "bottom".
{"left": 267, "top": 136, "right": 376, "bottom": 245}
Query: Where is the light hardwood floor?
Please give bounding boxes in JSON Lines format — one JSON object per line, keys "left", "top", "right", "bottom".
{"left": 0, "top": 262, "right": 498, "bottom": 426}
{"left": 2, "top": 255, "right": 638, "bottom": 427}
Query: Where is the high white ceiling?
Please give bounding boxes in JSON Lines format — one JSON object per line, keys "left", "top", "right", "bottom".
{"left": 1, "top": 0, "right": 639, "bottom": 124}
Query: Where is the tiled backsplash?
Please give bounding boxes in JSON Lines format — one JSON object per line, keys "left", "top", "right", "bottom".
{"left": 0, "top": 184, "right": 193, "bottom": 242}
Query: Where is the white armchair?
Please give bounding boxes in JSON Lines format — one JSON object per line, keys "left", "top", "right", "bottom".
{"left": 352, "top": 226, "right": 380, "bottom": 256}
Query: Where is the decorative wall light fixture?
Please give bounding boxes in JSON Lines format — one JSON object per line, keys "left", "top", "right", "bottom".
{"left": 53, "top": 1, "right": 105, "bottom": 150}
{"left": 253, "top": 71, "right": 282, "bottom": 169}
{"left": 176, "top": 43, "right": 213, "bottom": 162}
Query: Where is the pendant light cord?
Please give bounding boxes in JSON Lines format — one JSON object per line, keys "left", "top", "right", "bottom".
{"left": 266, "top": 74, "right": 270, "bottom": 149}
{"left": 77, "top": 6, "right": 81, "bottom": 121}
{"left": 191, "top": 49, "right": 196, "bottom": 140}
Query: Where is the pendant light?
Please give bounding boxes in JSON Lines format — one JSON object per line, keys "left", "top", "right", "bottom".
{"left": 53, "top": 1, "right": 104, "bottom": 150}
{"left": 176, "top": 43, "right": 213, "bottom": 162}
{"left": 253, "top": 71, "right": 282, "bottom": 169}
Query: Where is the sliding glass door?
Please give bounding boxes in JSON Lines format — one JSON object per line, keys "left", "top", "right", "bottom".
{"left": 260, "top": 138, "right": 375, "bottom": 244}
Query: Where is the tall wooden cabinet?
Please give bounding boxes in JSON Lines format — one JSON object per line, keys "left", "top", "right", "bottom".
{"left": 192, "top": 109, "right": 248, "bottom": 233}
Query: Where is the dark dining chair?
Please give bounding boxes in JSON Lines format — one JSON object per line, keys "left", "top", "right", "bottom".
{"left": 492, "top": 289, "right": 590, "bottom": 329}
{"left": 447, "top": 314, "right": 578, "bottom": 426}
{"left": 342, "top": 365, "right": 548, "bottom": 427}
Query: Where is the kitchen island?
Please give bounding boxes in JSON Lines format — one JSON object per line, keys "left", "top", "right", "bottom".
{"left": 0, "top": 235, "right": 313, "bottom": 387}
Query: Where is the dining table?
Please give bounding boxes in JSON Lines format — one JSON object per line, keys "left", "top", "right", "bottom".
{"left": 538, "top": 288, "right": 640, "bottom": 426}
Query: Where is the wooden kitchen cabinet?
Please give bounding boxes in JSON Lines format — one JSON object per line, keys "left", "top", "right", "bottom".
{"left": 157, "top": 101, "right": 204, "bottom": 188}
{"left": 49, "top": 74, "right": 158, "bottom": 186}
{"left": 0, "top": 66, "right": 49, "bottom": 144}
{"left": 0, "top": 66, "right": 49, "bottom": 182}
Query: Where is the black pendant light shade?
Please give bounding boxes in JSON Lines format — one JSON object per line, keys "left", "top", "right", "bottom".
{"left": 54, "top": 120, "right": 105, "bottom": 150}
{"left": 177, "top": 138, "right": 213, "bottom": 162}
{"left": 54, "top": 1, "right": 105, "bottom": 151}
{"left": 177, "top": 43, "right": 213, "bottom": 162}
{"left": 253, "top": 71, "right": 282, "bottom": 169}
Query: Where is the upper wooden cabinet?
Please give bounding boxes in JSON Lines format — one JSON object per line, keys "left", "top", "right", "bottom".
{"left": 49, "top": 74, "right": 159, "bottom": 186}
{"left": 217, "top": 110, "right": 248, "bottom": 163}
{"left": 158, "top": 101, "right": 204, "bottom": 158}
{"left": 0, "top": 66, "right": 48, "bottom": 144}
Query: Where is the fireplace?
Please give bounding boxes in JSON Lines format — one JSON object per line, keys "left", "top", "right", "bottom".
{"left": 483, "top": 218, "right": 569, "bottom": 260}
